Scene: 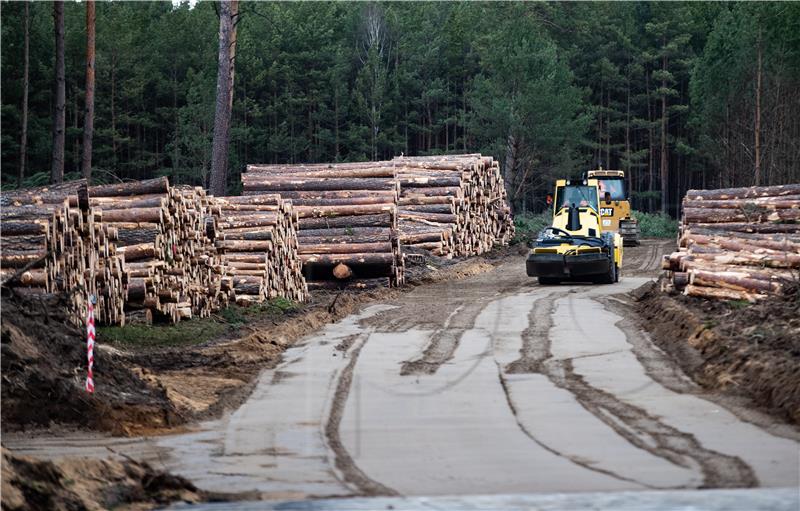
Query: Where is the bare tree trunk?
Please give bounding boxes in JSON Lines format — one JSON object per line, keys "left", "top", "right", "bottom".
{"left": 209, "top": 0, "right": 239, "bottom": 196}
{"left": 81, "top": 0, "right": 96, "bottom": 181}
{"left": 625, "top": 70, "right": 632, "bottom": 199}
{"left": 18, "top": 1, "right": 30, "bottom": 186}
{"left": 50, "top": 1, "right": 66, "bottom": 184}
{"left": 659, "top": 54, "right": 668, "bottom": 215}
{"left": 754, "top": 25, "right": 762, "bottom": 186}
{"left": 646, "top": 70, "right": 654, "bottom": 212}
{"left": 334, "top": 90, "right": 340, "bottom": 159}
{"left": 111, "top": 52, "right": 117, "bottom": 169}
{"left": 606, "top": 89, "right": 611, "bottom": 167}
{"left": 171, "top": 65, "right": 179, "bottom": 174}
{"left": 73, "top": 91, "right": 79, "bottom": 170}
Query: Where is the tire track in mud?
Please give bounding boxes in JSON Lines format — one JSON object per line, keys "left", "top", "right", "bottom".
{"left": 501, "top": 288, "right": 756, "bottom": 489}
{"left": 399, "top": 299, "right": 491, "bottom": 375}
{"left": 637, "top": 242, "right": 659, "bottom": 272}
{"left": 397, "top": 278, "right": 528, "bottom": 376}
{"left": 500, "top": 287, "right": 653, "bottom": 487}
{"left": 496, "top": 363, "right": 650, "bottom": 488}
{"left": 323, "top": 333, "right": 399, "bottom": 497}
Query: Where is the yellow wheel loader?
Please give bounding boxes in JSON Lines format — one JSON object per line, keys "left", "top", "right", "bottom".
{"left": 586, "top": 169, "right": 640, "bottom": 246}
{"left": 526, "top": 178, "right": 623, "bottom": 285}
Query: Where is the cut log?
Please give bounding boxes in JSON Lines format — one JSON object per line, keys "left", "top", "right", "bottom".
{"left": 685, "top": 184, "right": 800, "bottom": 201}
{"left": 300, "top": 252, "right": 395, "bottom": 265}
{"left": 688, "top": 269, "right": 783, "bottom": 293}
{"left": 89, "top": 176, "right": 170, "bottom": 197}
{"left": 333, "top": 263, "right": 353, "bottom": 279}
{"left": 684, "top": 284, "right": 766, "bottom": 302}
{"left": 298, "top": 242, "right": 393, "bottom": 255}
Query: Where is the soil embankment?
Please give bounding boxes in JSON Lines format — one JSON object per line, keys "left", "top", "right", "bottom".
{"left": 1, "top": 447, "right": 244, "bottom": 510}
{"left": 635, "top": 278, "right": 800, "bottom": 424}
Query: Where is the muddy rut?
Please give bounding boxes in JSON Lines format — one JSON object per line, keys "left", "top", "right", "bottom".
{"left": 5, "top": 240, "right": 798, "bottom": 498}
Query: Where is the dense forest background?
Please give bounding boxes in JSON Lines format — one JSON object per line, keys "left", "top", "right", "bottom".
{"left": 2, "top": 1, "right": 799, "bottom": 216}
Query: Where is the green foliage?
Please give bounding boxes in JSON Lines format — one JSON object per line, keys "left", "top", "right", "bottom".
{"left": 99, "top": 298, "right": 300, "bottom": 349}
{"left": 1, "top": 2, "right": 798, "bottom": 210}
{"left": 512, "top": 212, "right": 551, "bottom": 245}
{"left": 726, "top": 299, "right": 751, "bottom": 310}
{"left": 631, "top": 210, "right": 678, "bottom": 238}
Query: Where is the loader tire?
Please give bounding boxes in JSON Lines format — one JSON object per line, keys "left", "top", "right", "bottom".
{"left": 538, "top": 277, "right": 560, "bottom": 285}
{"left": 596, "top": 259, "right": 617, "bottom": 284}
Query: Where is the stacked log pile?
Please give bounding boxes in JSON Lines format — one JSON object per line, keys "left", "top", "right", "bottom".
{"left": 242, "top": 163, "right": 404, "bottom": 288}
{"left": 209, "top": 194, "right": 308, "bottom": 304}
{"left": 1, "top": 180, "right": 125, "bottom": 325}
{"left": 662, "top": 184, "right": 800, "bottom": 302}
{"left": 2, "top": 177, "right": 309, "bottom": 326}
{"left": 393, "top": 154, "right": 514, "bottom": 257}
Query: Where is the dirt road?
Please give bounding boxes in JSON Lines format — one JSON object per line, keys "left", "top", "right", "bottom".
{"left": 6, "top": 240, "right": 799, "bottom": 501}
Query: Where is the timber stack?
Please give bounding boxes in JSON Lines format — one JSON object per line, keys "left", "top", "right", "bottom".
{"left": 209, "top": 194, "right": 308, "bottom": 304}
{"left": 1, "top": 180, "right": 125, "bottom": 326}
{"left": 662, "top": 183, "right": 800, "bottom": 302}
{"left": 2, "top": 177, "right": 309, "bottom": 326}
{"left": 242, "top": 163, "right": 404, "bottom": 289}
{"left": 393, "top": 154, "right": 514, "bottom": 257}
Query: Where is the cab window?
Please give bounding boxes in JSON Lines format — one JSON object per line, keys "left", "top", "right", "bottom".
{"left": 597, "top": 178, "right": 626, "bottom": 200}
{"left": 555, "top": 185, "right": 599, "bottom": 212}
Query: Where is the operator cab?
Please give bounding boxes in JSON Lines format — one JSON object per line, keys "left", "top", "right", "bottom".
{"left": 555, "top": 182, "right": 599, "bottom": 212}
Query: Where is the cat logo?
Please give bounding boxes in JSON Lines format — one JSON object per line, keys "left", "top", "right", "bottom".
{"left": 600, "top": 207, "right": 614, "bottom": 217}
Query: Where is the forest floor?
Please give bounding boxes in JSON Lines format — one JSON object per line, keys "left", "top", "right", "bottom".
{"left": 2, "top": 240, "right": 799, "bottom": 509}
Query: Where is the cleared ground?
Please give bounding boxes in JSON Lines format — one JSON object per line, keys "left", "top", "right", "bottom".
{"left": 6, "top": 240, "right": 799, "bottom": 500}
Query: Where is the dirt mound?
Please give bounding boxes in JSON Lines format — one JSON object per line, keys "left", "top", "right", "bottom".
{"left": 1, "top": 447, "right": 240, "bottom": 510}
{"left": 636, "top": 279, "right": 800, "bottom": 424}
{"left": 1, "top": 292, "right": 182, "bottom": 435}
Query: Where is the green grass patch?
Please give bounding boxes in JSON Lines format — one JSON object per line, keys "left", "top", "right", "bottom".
{"left": 99, "top": 298, "right": 302, "bottom": 350}
{"left": 512, "top": 212, "right": 551, "bottom": 245}
{"left": 726, "top": 299, "right": 751, "bottom": 310}
{"left": 631, "top": 211, "right": 679, "bottom": 239}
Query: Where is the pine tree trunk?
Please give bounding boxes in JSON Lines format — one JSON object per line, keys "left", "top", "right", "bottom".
{"left": 73, "top": 91, "right": 80, "bottom": 171}
{"left": 754, "top": 25, "right": 762, "bottom": 186}
{"left": 111, "top": 52, "right": 117, "bottom": 168}
{"left": 660, "top": 54, "right": 668, "bottom": 215}
{"left": 50, "top": 1, "right": 66, "bottom": 184}
{"left": 18, "top": 1, "right": 29, "bottom": 186}
{"left": 334, "top": 90, "right": 340, "bottom": 160}
{"left": 606, "top": 89, "right": 611, "bottom": 166}
{"left": 209, "top": 0, "right": 239, "bottom": 196}
{"left": 646, "top": 71, "right": 654, "bottom": 212}
{"left": 625, "top": 72, "right": 632, "bottom": 200}
{"left": 173, "top": 66, "right": 179, "bottom": 174}
{"left": 81, "top": 0, "right": 96, "bottom": 181}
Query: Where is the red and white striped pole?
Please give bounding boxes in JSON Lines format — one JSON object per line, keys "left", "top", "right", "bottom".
{"left": 86, "top": 295, "right": 96, "bottom": 393}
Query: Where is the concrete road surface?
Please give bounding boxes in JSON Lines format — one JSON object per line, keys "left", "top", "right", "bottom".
{"left": 7, "top": 240, "right": 800, "bottom": 501}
